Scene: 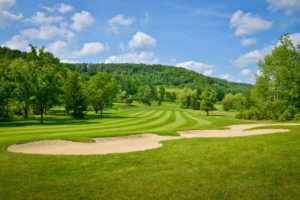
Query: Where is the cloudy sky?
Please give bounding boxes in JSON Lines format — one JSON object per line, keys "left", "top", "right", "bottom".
{"left": 1, "top": 0, "right": 300, "bottom": 83}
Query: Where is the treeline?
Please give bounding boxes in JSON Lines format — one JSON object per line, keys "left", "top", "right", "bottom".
{"left": 179, "top": 88, "right": 217, "bottom": 115}
{"left": 62, "top": 62, "right": 252, "bottom": 101}
{"left": 222, "top": 35, "right": 300, "bottom": 121}
{"left": 0, "top": 46, "right": 178, "bottom": 122}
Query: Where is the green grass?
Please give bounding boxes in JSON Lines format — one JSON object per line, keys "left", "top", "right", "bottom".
{"left": 0, "top": 103, "right": 299, "bottom": 199}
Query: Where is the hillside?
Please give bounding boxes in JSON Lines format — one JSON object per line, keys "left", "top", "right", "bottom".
{"left": 0, "top": 46, "right": 252, "bottom": 100}
{"left": 63, "top": 63, "right": 253, "bottom": 100}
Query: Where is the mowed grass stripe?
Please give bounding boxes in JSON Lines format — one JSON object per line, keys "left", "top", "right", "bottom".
{"left": 0, "top": 110, "right": 167, "bottom": 139}
{"left": 0, "top": 110, "right": 156, "bottom": 136}
{"left": 149, "top": 111, "right": 187, "bottom": 133}
{"left": 53, "top": 110, "right": 172, "bottom": 138}
{"left": 0, "top": 109, "right": 147, "bottom": 133}
{"left": 184, "top": 111, "right": 211, "bottom": 128}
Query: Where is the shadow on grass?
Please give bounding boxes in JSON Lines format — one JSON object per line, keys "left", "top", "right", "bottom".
{"left": 0, "top": 112, "right": 138, "bottom": 127}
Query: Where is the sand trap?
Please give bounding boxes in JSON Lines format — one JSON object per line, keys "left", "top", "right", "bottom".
{"left": 7, "top": 123, "right": 299, "bottom": 155}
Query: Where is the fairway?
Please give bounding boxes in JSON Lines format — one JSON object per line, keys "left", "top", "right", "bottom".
{"left": 1, "top": 105, "right": 300, "bottom": 199}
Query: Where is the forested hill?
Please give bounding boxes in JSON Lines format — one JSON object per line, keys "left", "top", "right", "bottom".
{"left": 63, "top": 63, "right": 252, "bottom": 100}
{"left": 0, "top": 46, "right": 252, "bottom": 100}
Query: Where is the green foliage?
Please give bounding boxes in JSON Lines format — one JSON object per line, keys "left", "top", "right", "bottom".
{"left": 64, "top": 63, "right": 252, "bottom": 100}
{"left": 86, "top": 72, "right": 119, "bottom": 117}
{"left": 137, "top": 85, "right": 152, "bottom": 106}
{"left": 64, "top": 71, "right": 87, "bottom": 119}
{"left": 250, "top": 35, "right": 300, "bottom": 120}
{"left": 200, "top": 88, "right": 217, "bottom": 116}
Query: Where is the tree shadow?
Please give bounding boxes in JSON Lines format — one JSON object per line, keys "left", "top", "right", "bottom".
{"left": 0, "top": 112, "right": 138, "bottom": 127}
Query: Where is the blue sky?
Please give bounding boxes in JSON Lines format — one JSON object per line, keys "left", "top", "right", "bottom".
{"left": 1, "top": 0, "right": 300, "bottom": 83}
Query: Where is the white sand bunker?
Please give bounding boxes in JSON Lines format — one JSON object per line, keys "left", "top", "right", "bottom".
{"left": 7, "top": 123, "right": 299, "bottom": 155}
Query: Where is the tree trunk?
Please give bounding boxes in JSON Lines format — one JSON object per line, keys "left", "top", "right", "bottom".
{"left": 24, "top": 105, "right": 28, "bottom": 119}
{"left": 40, "top": 105, "right": 44, "bottom": 124}
{"left": 206, "top": 110, "right": 209, "bottom": 116}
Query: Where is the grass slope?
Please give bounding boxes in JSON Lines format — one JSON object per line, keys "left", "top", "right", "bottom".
{"left": 0, "top": 103, "right": 299, "bottom": 199}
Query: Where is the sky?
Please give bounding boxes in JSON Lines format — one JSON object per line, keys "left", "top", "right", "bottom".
{"left": 1, "top": 0, "right": 300, "bottom": 84}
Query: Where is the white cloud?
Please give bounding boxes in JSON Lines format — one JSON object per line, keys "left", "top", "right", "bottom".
{"left": 241, "top": 38, "right": 256, "bottom": 46}
{"left": 107, "top": 14, "right": 135, "bottom": 33}
{"left": 57, "top": 3, "right": 73, "bottom": 14}
{"left": 74, "top": 42, "right": 106, "bottom": 57}
{"left": 140, "top": 12, "right": 150, "bottom": 25}
{"left": 230, "top": 10, "right": 272, "bottom": 36}
{"left": 289, "top": 32, "right": 300, "bottom": 45}
{"left": 0, "top": 0, "right": 22, "bottom": 28}
{"left": 60, "top": 59, "right": 78, "bottom": 63}
{"left": 46, "top": 40, "right": 69, "bottom": 56}
{"left": 128, "top": 31, "right": 156, "bottom": 49}
{"left": 70, "top": 11, "right": 94, "bottom": 32}
{"left": 233, "top": 45, "right": 274, "bottom": 68}
{"left": 220, "top": 74, "right": 233, "bottom": 81}
{"left": 176, "top": 60, "right": 214, "bottom": 75}
{"left": 21, "top": 25, "right": 75, "bottom": 40}
{"left": 105, "top": 51, "right": 158, "bottom": 64}
{"left": 46, "top": 41, "right": 106, "bottom": 59}
{"left": 267, "top": 0, "right": 300, "bottom": 15}
{"left": 2, "top": 35, "right": 29, "bottom": 51}
{"left": 241, "top": 68, "right": 252, "bottom": 77}
{"left": 40, "top": 3, "right": 73, "bottom": 14}
{"left": 25, "top": 12, "right": 63, "bottom": 25}
{"left": 203, "top": 69, "right": 213, "bottom": 76}
{"left": 0, "top": 0, "right": 15, "bottom": 10}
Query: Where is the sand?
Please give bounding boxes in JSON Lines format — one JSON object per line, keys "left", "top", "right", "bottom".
{"left": 7, "top": 123, "right": 299, "bottom": 155}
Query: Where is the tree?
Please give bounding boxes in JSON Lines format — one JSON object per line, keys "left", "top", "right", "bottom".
{"left": 158, "top": 86, "right": 166, "bottom": 102}
{"left": 137, "top": 85, "right": 152, "bottom": 106}
{"left": 200, "top": 88, "right": 216, "bottom": 116}
{"left": 191, "top": 88, "right": 201, "bottom": 110}
{"left": 86, "top": 72, "right": 119, "bottom": 117}
{"left": 64, "top": 71, "right": 87, "bottom": 118}
{"left": 0, "top": 63, "right": 13, "bottom": 119}
{"left": 30, "top": 47, "right": 62, "bottom": 123}
{"left": 252, "top": 34, "right": 300, "bottom": 120}
{"left": 8, "top": 59, "right": 34, "bottom": 119}
{"left": 222, "top": 93, "right": 235, "bottom": 111}
{"left": 180, "top": 88, "right": 193, "bottom": 108}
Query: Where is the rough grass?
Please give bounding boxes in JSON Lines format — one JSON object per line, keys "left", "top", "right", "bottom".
{"left": 0, "top": 103, "right": 299, "bottom": 200}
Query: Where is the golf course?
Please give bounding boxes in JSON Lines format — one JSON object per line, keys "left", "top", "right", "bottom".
{"left": 1, "top": 103, "right": 300, "bottom": 199}
{"left": 1, "top": 0, "right": 300, "bottom": 199}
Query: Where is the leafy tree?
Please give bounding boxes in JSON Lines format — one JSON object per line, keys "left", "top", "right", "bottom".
{"left": 86, "top": 72, "right": 119, "bottom": 117}
{"left": 64, "top": 71, "right": 87, "bottom": 118}
{"left": 158, "top": 86, "right": 166, "bottom": 101}
{"left": 191, "top": 88, "right": 201, "bottom": 110}
{"left": 0, "top": 63, "right": 13, "bottom": 119}
{"left": 251, "top": 34, "right": 300, "bottom": 120}
{"left": 222, "top": 93, "right": 235, "bottom": 111}
{"left": 30, "top": 47, "right": 62, "bottom": 123}
{"left": 200, "top": 88, "right": 216, "bottom": 116}
{"left": 180, "top": 88, "right": 193, "bottom": 108}
{"left": 8, "top": 59, "right": 34, "bottom": 119}
{"left": 137, "top": 85, "right": 152, "bottom": 106}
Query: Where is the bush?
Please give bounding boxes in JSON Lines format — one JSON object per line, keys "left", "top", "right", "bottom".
{"left": 237, "top": 108, "right": 263, "bottom": 120}
{"left": 278, "top": 106, "right": 297, "bottom": 121}
{"left": 294, "top": 113, "right": 300, "bottom": 121}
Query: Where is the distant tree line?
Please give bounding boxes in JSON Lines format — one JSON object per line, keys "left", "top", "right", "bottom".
{"left": 62, "top": 62, "right": 252, "bottom": 101}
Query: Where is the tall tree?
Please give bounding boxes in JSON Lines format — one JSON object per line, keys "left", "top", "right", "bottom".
{"left": 30, "top": 47, "right": 62, "bottom": 123}
{"left": 137, "top": 85, "right": 152, "bottom": 106}
{"left": 86, "top": 72, "right": 119, "bottom": 117}
{"left": 8, "top": 59, "right": 34, "bottom": 119}
{"left": 180, "top": 88, "right": 193, "bottom": 108}
{"left": 64, "top": 71, "right": 87, "bottom": 118}
{"left": 253, "top": 34, "right": 300, "bottom": 120}
{"left": 200, "top": 88, "right": 216, "bottom": 116}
